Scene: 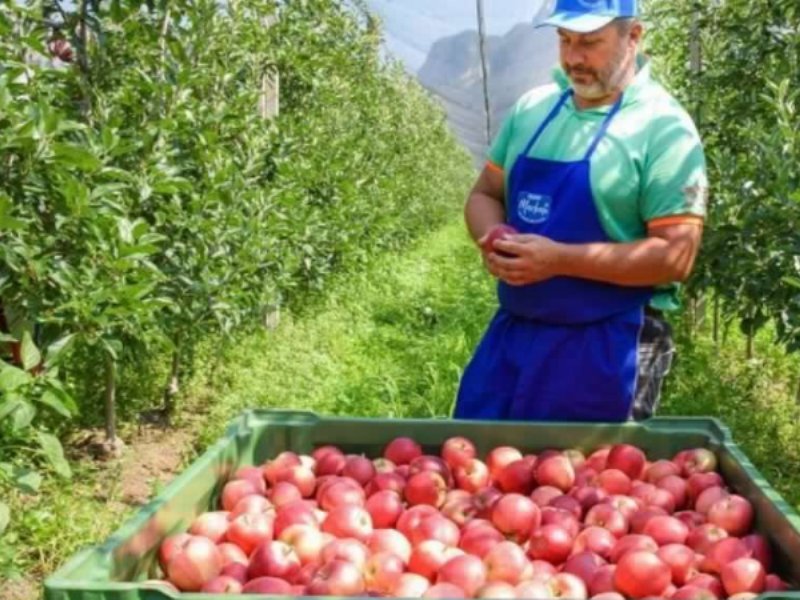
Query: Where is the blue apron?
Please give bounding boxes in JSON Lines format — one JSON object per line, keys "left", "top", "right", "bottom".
{"left": 454, "top": 90, "right": 653, "bottom": 422}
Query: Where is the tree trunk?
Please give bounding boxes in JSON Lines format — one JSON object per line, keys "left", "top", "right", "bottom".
{"left": 104, "top": 353, "right": 117, "bottom": 442}
{"left": 163, "top": 344, "right": 180, "bottom": 415}
{"left": 713, "top": 292, "right": 721, "bottom": 347}
{"left": 746, "top": 331, "right": 755, "bottom": 360}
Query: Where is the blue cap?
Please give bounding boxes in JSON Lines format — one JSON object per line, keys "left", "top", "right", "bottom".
{"left": 537, "top": 0, "right": 638, "bottom": 33}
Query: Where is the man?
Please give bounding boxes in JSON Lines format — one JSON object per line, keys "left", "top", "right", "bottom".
{"left": 454, "top": 0, "right": 707, "bottom": 422}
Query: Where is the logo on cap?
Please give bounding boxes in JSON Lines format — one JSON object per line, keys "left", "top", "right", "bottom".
{"left": 576, "top": 0, "right": 621, "bottom": 10}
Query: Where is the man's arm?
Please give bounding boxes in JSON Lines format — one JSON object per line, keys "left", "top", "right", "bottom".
{"left": 464, "top": 163, "right": 506, "bottom": 246}
{"left": 491, "top": 219, "right": 703, "bottom": 287}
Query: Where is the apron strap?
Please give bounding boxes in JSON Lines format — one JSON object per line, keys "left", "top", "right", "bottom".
{"left": 521, "top": 90, "right": 572, "bottom": 158}
{"left": 583, "top": 93, "right": 625, "bottom": 160}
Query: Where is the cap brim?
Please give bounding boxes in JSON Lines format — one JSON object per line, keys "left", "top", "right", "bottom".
{"left": 535, "top": 12, "right": 615, "bottom": 33}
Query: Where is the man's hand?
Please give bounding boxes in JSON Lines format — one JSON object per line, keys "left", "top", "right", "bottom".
{"left": 477, "top": 231, "right": 505, "bottom": 279}
{"left": 488, "top": 234, "right": 564, "bottom": 286}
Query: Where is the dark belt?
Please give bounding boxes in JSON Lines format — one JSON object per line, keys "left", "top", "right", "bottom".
{"left": 645, "top": 305, "right": 664, "bottom": 319}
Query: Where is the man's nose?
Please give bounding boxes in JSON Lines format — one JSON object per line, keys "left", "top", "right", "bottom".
{"left": 562, "top": 44, "right": 584, "bottom": 67}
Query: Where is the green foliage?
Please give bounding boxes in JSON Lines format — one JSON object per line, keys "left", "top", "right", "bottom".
{"left": 0, "top": 0, "right": 473, "bottom": 560}
{"left": 644, "top": 0, "right": 800, "bottom": 350}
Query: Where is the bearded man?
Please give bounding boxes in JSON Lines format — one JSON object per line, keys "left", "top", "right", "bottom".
{"left": 454, "top": 0, "right": 708, "bottom": 422}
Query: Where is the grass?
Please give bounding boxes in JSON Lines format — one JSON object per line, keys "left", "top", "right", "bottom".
{"left": 4, "top": 216, "right": 800, "bottom": 592}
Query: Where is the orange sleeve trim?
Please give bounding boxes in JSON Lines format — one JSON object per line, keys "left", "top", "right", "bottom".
{"left": 647, "top": 215, "right": 704, "bottom": 230}
{"left": 486, "top": 160, "right": 504, "bottom": 173}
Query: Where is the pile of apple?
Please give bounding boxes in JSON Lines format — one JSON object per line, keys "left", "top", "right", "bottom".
{"left": 146, "top": 437, "right": 793, "bottom": 598}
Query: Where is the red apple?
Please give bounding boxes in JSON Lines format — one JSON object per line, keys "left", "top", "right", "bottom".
{"left": 307, "top": 558, "right": 366, "bottom": 596}
{"left": 454, "top": 459, "right": 491, "bottom": 493}
{"left": 528, "top": 525, "right": 574, "bottom": 564}
{"left": 247, "top": 540, "right": 300, "bottom": 581}
{"left": 442, "top": 436, "right": 477, "bottom": 469}
{"left": 201, "top": 575, "right": 243, "bottom": 593}
{"left": 584, "top": 503, "right": 629, "bottom": 538}
{"left": 678, "top": 448, "right": 718, "bottom": 477}
{"left": 645, "top": 460, "right": 682, "bottom": 483}
{"left": 221, "top": 479, "right": 263, "bottom": 512}
{"left": 720, "top": 558, "right": 766, "bottom": 595}
{"left": 392, "top": 573, "right": 432, "bottom": 597}
{"left": 613, "top": 550, "right": 671, "bottom": 599}
{"left": 491, "top": 493, "right": 541, "bottom": 542}
{"left": 405, "top": 471, "right": 448, "bottom": 508}
{"left": 531, "top": 485, "right": 564, "bottom": 508}
{"left": 166, "top": 535, "right": 223, "bottom": 592}
{"left": 609, "top": 534, "right": 659, "bottom": 564}
{"left": 424, "top": 582, "right": 467, "bottom": 598}
{"left": 597, "top": 469, "right": 632, "bottom": 495}
{"left": 642, "top": 515, "right": 690, "bottom": 545}
{"left": 411, "top": 513, "right": 461, "bottom": 547}
{"left": 701, "top": 538, "right": 751, "bottom": 574}
{"left": 370, "top": 528, "right": 413, "bottom": 564}
{"left": 657, "top": 543, "right": 698, "bottom": 586}
{"left": 686, "top": 523, "right": 729, "bottom": 554}
{"left": 459, "top": 522, "right": 504, "bottom": 559}
{"left": 263, "top": 451, "right": 302, "bottom": 485}
{"left": 535, "top": 455, "right": 576, "bottom": 492}
{"left": 562, "top": 550, "right": 607, "bottom": 585}
{"left": 343, "top": 454, "right": 377, "bottom": 487}
{"left": 437, "top": 554, "right": 488, "bottom": 597}
{"left": 364, "top": 551, "right": 406, "bottom": 593}
{"left": 497, "top": 459, "right": 535, "bottom": 495}
{"left": 481, "top": 224, "right": 520, "bottom": 258}
{"left": 217, "top": 542, "right": 248, "bottom": 567}
{"left": 366, "top": 489, "right": 404, "bottom": 528}
{"left": 322, "top": 504, "right": 373, "bottom": 541}
{"left": 707, "top": 495, "right": 754, "bottom": 536}
{"left": 384, "top": 437, "right": 423, "bottom": 465}
{"left": 279, "top": 523, "right": 326, "bottom": 565}
{"left": 547, "top": 572, "right": 589, "bottom": 599}
{"left": 483, "top": 541, "right": 530, "bottom": 585}
{"left": 226, "top": 511, "right": 274, "bottom": 555}
{"left": 241, "top": 576, "right": 292, "bottom": 594}
{"left": 409, "top": 540, "right": 462, "bottom": 580}
{"left": 606, "top": 444, "right": 646, "bottom": 480}
{"left": 320, "top": 537, "right": 370, "bottom": 570}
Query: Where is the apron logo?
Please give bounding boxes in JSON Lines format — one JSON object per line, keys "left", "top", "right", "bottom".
{"left": 517, "top": 192, "right": 552, "bottom": 224}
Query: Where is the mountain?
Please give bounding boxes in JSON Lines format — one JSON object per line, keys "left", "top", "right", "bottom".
{"left": 417, "top": 5, "right": 558, "bottom": 166}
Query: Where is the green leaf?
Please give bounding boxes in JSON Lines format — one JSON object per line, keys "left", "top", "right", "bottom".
{"left": 36, "top": 390, "right": 73, "bottom": 418}
{"left": 12, "top": 468, "right": 42, "bottom": 494}
{"left": 11, "top": 401, "right": 35, "bottom": 431}
{"left": 0, "top": 195, "right": 24, "bottom": 231}
{"left": 20, "top": 332, "right": 41, "bottom": 372}
{"left": 44, "top": 334, "right": 75, "bottom": 368}
{"left": 0, "top": 398, "right": 24, "bottom": 422}
{"left": 52, "top": 143, "right": 102, "bottom": 172}
{"left": 0, "top": 502, "right": 9, "bottom": 536}
{"left": 0, "top": 333, "right": 17, "bottom": 343}
{"left": 37, "top": 433, "right": 72, "bottom": 479}
{"left": 783, "top": 277, "right": 800, "bottom": 290}
{"left": 0, "top": 365, "right": 32, "bottom": 392}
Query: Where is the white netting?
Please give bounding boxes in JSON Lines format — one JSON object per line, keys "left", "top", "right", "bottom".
{"left": 365, "top": 0, "right": 559, "bottom": 166}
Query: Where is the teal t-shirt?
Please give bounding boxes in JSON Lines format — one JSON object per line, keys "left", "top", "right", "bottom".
{"left": 488, "top": 56, "right": 708, "bottom": 311}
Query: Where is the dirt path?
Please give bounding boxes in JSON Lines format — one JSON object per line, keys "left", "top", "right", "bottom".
{"left": 0, "top": 421, "right": 197, "bottom": 600}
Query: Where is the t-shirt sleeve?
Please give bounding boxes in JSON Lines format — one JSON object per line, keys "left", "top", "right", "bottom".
{"left": 486, "top": 106, "right": 516, "bottom": 170}
{"left": 641, "top": 110, "right": 708, "bottom": 224}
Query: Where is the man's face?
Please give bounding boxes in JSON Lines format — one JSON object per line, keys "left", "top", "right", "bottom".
{"left": 558, "top": 22, "right": 639, "bottom": 101}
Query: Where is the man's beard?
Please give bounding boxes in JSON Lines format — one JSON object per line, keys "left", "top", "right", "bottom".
{"left": 566, "top": 45, "right": 630, "bottom": 100}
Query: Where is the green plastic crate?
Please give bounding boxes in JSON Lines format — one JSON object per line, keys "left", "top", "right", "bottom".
{"left": 44, "top": 410, "right": 800, "bottom": 599}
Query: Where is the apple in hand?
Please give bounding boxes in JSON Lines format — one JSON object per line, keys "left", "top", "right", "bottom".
{"left": 480, "top": 225, "right": 519, "bottom": 258}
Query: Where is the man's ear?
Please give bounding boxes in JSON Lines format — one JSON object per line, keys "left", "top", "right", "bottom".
{"left": 630, "top": 21, "right": 644, "bottom": 45}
